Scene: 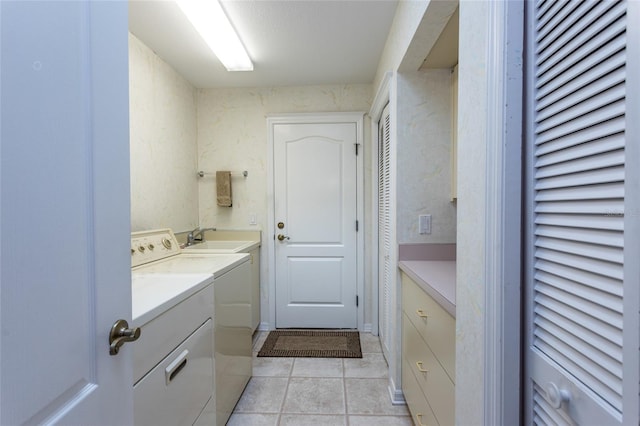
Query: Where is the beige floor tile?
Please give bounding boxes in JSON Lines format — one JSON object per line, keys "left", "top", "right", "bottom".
{"left": 291, "top": 358, "right": 343, "bottom": 377}
{"left": 344, "top": 353, "right": 388, "bottom": 378}
{"left": 282, "top": 377, "right": 345, "bottom": 415}
{"left": 279, "top": 414, "right": 347, "bottom": 426}
{"left": 345, "top": 378, "right": 409, "bottom": 416}
{"left": 359, "top": 333, "right": 383, "bottom": 353}
{"left": 252, "top": 356, "right": 294, "bottom": 377}
{"left": 233, "top": 377, "right": 288, "bottom": 413}
{"left": 226, "top": 413, "right": 279, "bottom": 426}
{"left": 348, "top": 415, "right": 414, "bottom": 426}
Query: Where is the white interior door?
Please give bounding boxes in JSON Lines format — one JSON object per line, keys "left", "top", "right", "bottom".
{"left": 0, "top": 2, "right": 132, "bottom": 424}
{"left": 273, "top": 120, "right": 358, "bottom": 329}
{"left": 525, "top": 1, "right": 637, "bottom": 424}
{"left": 378, "top": 103, "right": 392, "bottom": 360}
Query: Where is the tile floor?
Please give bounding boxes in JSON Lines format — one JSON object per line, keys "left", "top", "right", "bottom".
{"left": 227, "top": 332, "right": 412, "bottom": 426}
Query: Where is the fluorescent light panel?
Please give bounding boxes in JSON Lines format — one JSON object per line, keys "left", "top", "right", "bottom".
{"left": 176, "top": 0, "right": 253, "bottom": 71}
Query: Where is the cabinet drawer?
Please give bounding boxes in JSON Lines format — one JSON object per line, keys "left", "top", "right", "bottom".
{"left": 133, "top": 284, "right": 214, "bottom": 384}
{"left": 402, "top": 357, "right": 439, "bottom": 426}
{"left": 134, "top": 319, "right": 213, "bottom": 426}
{"left": 402, "top": 272, "right": 455, "bottom": 380}
{"left": 403, "top": 313, "right": 455, "bottom": 426}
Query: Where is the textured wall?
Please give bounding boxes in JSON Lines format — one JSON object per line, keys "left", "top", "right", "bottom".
{"left": 456, "top": 1, "right": 489, "bottom": 423}
{"left": 129, "top": 33, "right": 198, "bottom": 233}
{"left": 396, "top": 69, "right": 456, "bottom": 244}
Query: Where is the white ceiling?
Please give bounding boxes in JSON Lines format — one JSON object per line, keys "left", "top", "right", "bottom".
{"left": 129, "top": 0, "right": 399, "bottom": 89}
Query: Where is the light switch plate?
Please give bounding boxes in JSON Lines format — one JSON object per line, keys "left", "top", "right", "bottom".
{"left": 419, "top": 214, "right": 431, "bottom": 235}
{"left": 249, "top": 213, "right": 257, "bottom": 225}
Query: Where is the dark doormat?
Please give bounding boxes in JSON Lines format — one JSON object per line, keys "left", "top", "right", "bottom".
{"left": 257, "top": 330, "right": 362, "bottom": 358}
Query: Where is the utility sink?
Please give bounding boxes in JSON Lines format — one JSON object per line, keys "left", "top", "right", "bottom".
{"left": 183, "top": 240, "right": 258, "bottom": 253}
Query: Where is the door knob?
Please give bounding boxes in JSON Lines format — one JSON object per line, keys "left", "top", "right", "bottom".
{"left": 545, "top": 382, "right": 571, "bottom": 409}
{"left": 277, "top": 234, "right": 290, "bottom": 241}
{"left": 109, "top": 319, "right": 141, "bottom": 355}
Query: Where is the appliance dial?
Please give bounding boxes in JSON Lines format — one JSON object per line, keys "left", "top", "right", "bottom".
{"left": 161, "top": 238, "right": 172, "bottom": 249}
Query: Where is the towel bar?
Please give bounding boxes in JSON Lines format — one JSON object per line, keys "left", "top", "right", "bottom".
{"left": 197, "top": 171, "right": 248, "bottom": 178}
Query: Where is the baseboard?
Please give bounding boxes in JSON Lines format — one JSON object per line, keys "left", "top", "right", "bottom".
{"left": 388, "top": 377, "right": 406, "bottom": 405}
{"left": 362, "top": 323, "right": 372, "bottom": 333}
{"left": 258, "top": 322, "right": 271, "bottom": 332}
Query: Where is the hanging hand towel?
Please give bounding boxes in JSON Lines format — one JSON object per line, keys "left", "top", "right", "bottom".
{"left": 216, "top": 171, "right": 233, "bottom": 207}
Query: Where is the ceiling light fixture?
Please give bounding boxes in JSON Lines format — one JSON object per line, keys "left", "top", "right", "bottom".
{"left": 176, "top": 0, "right": 253, "bottom": 72}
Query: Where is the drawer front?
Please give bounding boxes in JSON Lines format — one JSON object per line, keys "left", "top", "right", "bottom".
{"left": 134, "top": 319, "right": 213, "bottom": 426}
{"left": 402, "top": 357, "right": 439, "bottom": 426}
{"left": 403, "top": 313, "right": 455, "bottom": 426}
{"left": 134, "top": 284, "right": 214, "bottom": 383}
{"left": 402, "top": 272, "right": 455, "bottom": 380}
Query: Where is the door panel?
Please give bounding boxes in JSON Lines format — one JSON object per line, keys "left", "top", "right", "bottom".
{"left": 525, "top": 1, "right": 629, "bottom": 423}
{"left": 378, "top": 103, "right": 392, "bottom": 360}
{"left": 0, "top": 1, "right": 131, "bottom": 424}
{"left": 274, "top": 122, "right": 357, "bottom": 329}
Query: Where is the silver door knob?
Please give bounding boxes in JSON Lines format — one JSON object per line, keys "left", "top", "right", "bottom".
{"left": 546, "top": 382, "right": 571, "bottom": 409}
{"left": 109, "top": 319, "right": 141, "bottom": 355}
{"left": 277, "top": 234, "right": 290, "bottom": 241}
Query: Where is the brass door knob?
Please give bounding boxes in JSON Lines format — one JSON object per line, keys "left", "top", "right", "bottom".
{"left": 277, "top": 234, "right": 290, "bottom": 241}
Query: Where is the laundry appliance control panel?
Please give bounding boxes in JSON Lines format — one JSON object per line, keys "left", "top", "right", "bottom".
{"left": 131, "top": 228, "right": 180, "bottom": 267}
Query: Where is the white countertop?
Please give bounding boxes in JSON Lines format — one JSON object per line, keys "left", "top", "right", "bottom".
{"left": 131, "top": 273, "right": 214, "bottom": 327}
{"left": 132, "top": 253, "right": 249, "bottom": 326}
{"left": 399, "top": 260, "right": 456, "bottom": 318}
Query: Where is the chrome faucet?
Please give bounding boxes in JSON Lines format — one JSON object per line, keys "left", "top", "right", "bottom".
{"left": 186, "top": 226, "right": 216, "bottom": 246}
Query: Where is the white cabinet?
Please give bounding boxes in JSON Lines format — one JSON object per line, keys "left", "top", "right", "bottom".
{"left": 214, "top": 260, "right": 252, "bottom": 425}
{"left": 249, "top": 247, "right": 261, "bottom": 332}
{"left": 401, "top": 272, "right": 455, "bottom": 425}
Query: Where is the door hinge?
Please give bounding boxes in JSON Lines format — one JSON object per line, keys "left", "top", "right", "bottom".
{"left": 356, "top": 295, "right": 359, "bottom": 307}
{"left": 356, "top": 220, "right": 359, "bottom": 232}
{"left": 355, "top": 143, "right": 360, "bottom": 156}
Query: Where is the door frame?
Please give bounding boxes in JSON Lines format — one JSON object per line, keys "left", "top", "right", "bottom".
{"left": 266, "top": 112, "right": 365, "bottom": 330}
{"left": 483, "top": 1, "right": 523, "bottom": 425}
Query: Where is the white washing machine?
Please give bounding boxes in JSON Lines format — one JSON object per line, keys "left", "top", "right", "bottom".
{"left": 131, "top": 229, "right": 252, "bottom": 426}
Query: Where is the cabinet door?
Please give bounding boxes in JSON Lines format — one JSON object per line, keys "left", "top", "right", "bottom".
{"left": 525, "top": 1, "right": 638, "bottom": 424}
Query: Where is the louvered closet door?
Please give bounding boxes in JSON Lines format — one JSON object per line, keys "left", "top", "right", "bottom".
{"left": 526, "top": 1, "right": 628, "bottom": 424}
{"left": 378, "top": 103, "right": 392, "bottom": 360}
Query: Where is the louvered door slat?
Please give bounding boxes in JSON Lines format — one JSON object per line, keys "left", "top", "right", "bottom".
{"left": 536, "top": 1, "right": 610, "bottom": 57}
{"left": 535, "top": 182, "right": 623, "bottom": 202}
{"left": 536, "top": 133, "right": 624, "bottom": 169}
{"left": 535, "top": 248, "right": 623, "bottom": 281}
{"left": 536, "top": 145, "right": 624, "bottom": 175}
{"left": 537, "top": 286, "right": 622, "bottom": 340}
{"left": 535, "top": 224, "right": 623, "bottom": 247}
{"left": 536, "top": 2, "right": 624, "bottom": 77}
{"left": 535, "top": 100, "right": 624, "bottom": 145}
{"left": 535, "top": 199, "right": 623, "bottom": 215}
{"left": 536, "top": 166, "right": 623, "bottom": 190}
{"left": 536, "top": 63, "right": 625, "bottom": 121}
{"left": 534, "top": 315, "right": 622, "bottom": 381}
{"left": 535, "top": 213, "right": 623, "bottom": 231}
{"left": 536, "top": 116, "right": 624, "bottom": 155}
{"left": 536, "top": 83, "right": 624, "bottom": 132}
{"left": 537, "top": 49, "right": 625, "bottom": 112}
{"left": 528, "top": 0, "right": 626, "bottom": 420}
{"left": 535, "top": 259, "right": 623, "bottom": 298}
{"left": 536, "top": 11, "right": 625, "bottom": 86}
{"left": 535, "top": 0, "right": 568, "bottom": 36}
{"left": 536, "top": 236, "right": 622, "bottom": 263}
